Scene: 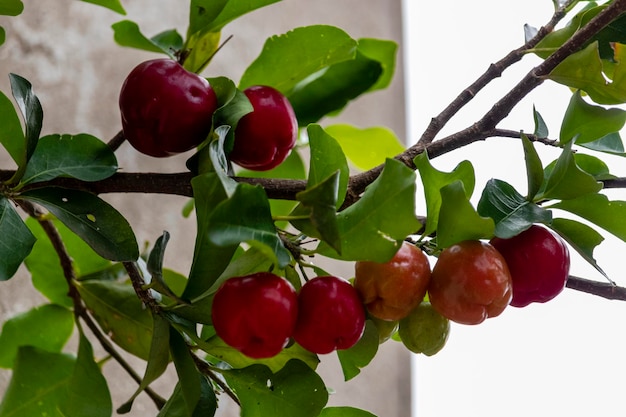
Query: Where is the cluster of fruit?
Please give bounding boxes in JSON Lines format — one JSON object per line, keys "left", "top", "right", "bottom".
{"left": 119, "top": 58, "right": 297, "bottom": 169}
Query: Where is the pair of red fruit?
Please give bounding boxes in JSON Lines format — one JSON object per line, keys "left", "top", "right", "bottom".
{"left": 119, "top": 58, "right": 298, "bottom": 170}
{"left": 211, "top": 273, "right": 366, "bottom": 359}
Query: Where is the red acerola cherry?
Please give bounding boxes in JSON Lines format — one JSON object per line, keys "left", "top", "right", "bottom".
{"left": 229, "top": 85, "right": 298, "bottom": 171}
{"left": 211, "top": 272, "right": 298, "bottom": 359}
{"left": 490, "top": 225, "right": 570, "bottom": 307}
{"left": 293, "top": 276, "right": 366, "bottom": 354}
{"left": 119, "top": 58, "right": 218, "bottom": 157}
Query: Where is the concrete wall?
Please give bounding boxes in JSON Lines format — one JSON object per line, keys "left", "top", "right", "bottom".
{"left": 0, "top": 1, "right": 410, "bottom": 416}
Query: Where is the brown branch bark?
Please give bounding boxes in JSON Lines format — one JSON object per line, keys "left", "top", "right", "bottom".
{"left": 567, "top": 275, "right": 626, "bottom": 301}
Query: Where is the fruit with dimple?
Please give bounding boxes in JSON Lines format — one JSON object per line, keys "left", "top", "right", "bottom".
{"left": 229, "top": 85, "right": 298, "bottom": 171}
{"left": 354, "top": 242, "right": 431, "bottom": 321}
{"left": 211, "top": 272, "right": 298, "bottom": 359}
{"left": 490, "top": 225, "right": 570, "bottom": 307}
{"left": 119, "top": 58, "right": 218, "bottom": 157}
{"left": 428, "top": 240, "right": 513, "bottom": 325}
{"left": 398, "top": 302, "right": 450, "bottom": 356}
{"left": 293, "top": 275, "right": 366, "bottom": 354}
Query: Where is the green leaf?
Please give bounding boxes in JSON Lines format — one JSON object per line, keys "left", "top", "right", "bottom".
{"left": 59, "top": 332, "right": 112, "bottom": 417}
{"left": 414, "top": 153, "right": 475, "bottom": 236}
{"left": 337, "top": 320, "right": 378, "bottom": 381}
{"left": 19, "top": 187, "right": 139, "bottom": 261}
{"left": 0, "top": 0, "right": 23, "bottom": 16}
{"left": 437, "top": 181, "right": 495, "bottom": 248}
{"left": 117, "top": 314, "right": 171, "bottom": 413}
{"left": 0, "top": 196, "right": 35, "bottom": 281}
{"left": 579, "top": 132, "right": 626, "bottom": 155}
{"left": 477, "top": 179, "right": 552, "bottom": 239}
{"left": 170, "top": 329, "right": 201, "bottom": 415}
{"left": 0, "top": 27, "right": 5, "bottom": 46}
{"left": 183, "top": 173, "right": 236, "bottom": 300}
{"left": 223, "top": 359, "right": 328, "bottom": 417}
{"left": 7, "top": 73, "right": 42, "bottom": 183}
{"left": 112, "top": 20, "right": 179, "bottom": 57}
{"left": 538, "top": 142, "right": 603, "bottom": 200}
{"left": 550, "top": 193, "right": 626, "bottom": 243}
{"left": 548, "top": 42, "right": 626, "bottom": 105}
{"left": 358, "top": 38, "right": 397, "bottom": 92}
{"left": 317, "top": 159, "right": 420, "bottom": 262}
{"left": 21, "top": 133, "right": 118, "bottom": 185}
{"left": 550, "top": 217, "right": 607, "bottom": 278}
{"left": 157, "top": 377, "right": 217, "bottom": 417}
{"left": 147, "top": 231, "right": 188, "bottom": 304}
{"left": 0, "top": 346, "right": 74, "bottom": 417}
{"left": 522, "top": 133, "right": 544, "bottom": 200}
{"left": 533, "top": 106, "right": 549, "bottom": 138}
{"left": 239, "top": 25, "right": 357, "bottom": 93}
{"left": 324, "top": 124, "right": 405, "bottom": 171}
{"left": 560, "top": 91, "right": 626, "bottom": 144}
{"left": 287, "top": 50, "right": 382, "bottom": 125}
{"left": 75, "top": 280, "right": 153, "bottom": 360}
{"left": 319, "top": 407, "right": 377, "bottom": 417}
{"left": 0, "top": 89, "right": 25, "bottom": 166}
{"left": 208, "top": 183, "right": 291, "bottom": 268}
{"left": 0, "top": 304, "right": 74, "bottom": 368}
{"left": 81, "top": 0, "right": 126, "bottom": 14}
{"left": 24, "top": 217, "right": 111, "bottom": 306}
{"left": 306, "top": 124, "right": 350, "bottom": 204}
{"left": 574, "top": 153, "right": 613, "bottom": 180}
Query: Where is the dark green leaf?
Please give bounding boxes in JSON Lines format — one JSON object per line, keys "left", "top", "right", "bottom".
{"left": 0, "top": 88, "right": 25, "bottom": 166}
{"left": 117, "top": 314, "right": 170, "bottom": 413}
{"left": 579, "top": 132, "right": 626, "bottom": 155}
{"left": 550, "top": 193, "right": 626, "bottom": 242}
{"left": 560, "top": 91, "right": 626, "bottom": 144}
{"left": 337, "top": 320, "right": 378, "bottom": 381}
{"left": 21, "top": 133, "right": 118, "bottom": 185}
{"left": 0, "top": 304, "right": 73, "bottom": 368}
{"left": 19, "top": 187, "right": 139, "bottom": 261}
{"left": 522, "top": 133, "right": 544, "bottom": 200}
{"left": 81, "top": 0, "right": 125, "bottom": 14}
{"left": 0, "top": 197, "right": 35, "bottom": 281}
{"left": 550, "top": 217, "right": 607, "bottom": 278}
{"left": 324, "top": 124, "right": 405, "bottom": 171}
{"left": 208, "top": 183, "right": 291, "bottom": 268}
{"left": 0, "top": 27, "right": 5, "bottom": 46}
{"left": 157, "top": 377, "right": 217, "bottom": 417}
{"left": 287, "top": 50, "right": 382, "bottom": 125}
{"left": 112, "top": 20, "right": 176, "bottom": 57}
{"left": 183, "top": 173, "right": 236, "bottom": 300}
{"left": 319, "top": 407, "right": 377, "bottom": 417}
{"left": 317, "top": 159, "right": 420, "bottom": 262}
{"left": 223, "top": 359, "right": 328, "bottom": 417}
{"left": 151, "top": 29, "right": 184, "bottom": 55}
{"left": 60, "top": 332, "right": 112, "bottom": 417}
{"left": 306, "top": 124, "right": 349, "bottom": 204}
{"left": 147, "top": 231, "right": 188, "bottom": 304}
{"left": 533, "top": 106, "right": 549, "bottom": 138}
{"left": 477, "top": 179, "right": 551, "bottom": 239}
{"left": 358, "top": 38, "right": 397, "bottom": 92}
{"left": 437, "top": 181, "right": 495, "bottom": 248}
{"left": 538, "top": 142, "right": 602, "bottom": 201}
{"left": 75, "top": 280, "right": 153, "bottom": 360}
{"left": 414, "top": 153, "right": 475, "bottom": 236}
{"left": 0, "top": 347, "right": 74, "bottom": 416}
{"left": 170, "top": 329, "right": 201, "bottom": 415}
{"left": 239, "top": 25, "right": 357, "bottom": 93}
{"left": 0, "top": 0, "right": 23, "bottom": 15}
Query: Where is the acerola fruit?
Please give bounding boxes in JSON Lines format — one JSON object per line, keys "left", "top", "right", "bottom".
{"left": 490, "top": 225, "right": 570, "bottom": 307}
{"left": 428, "top": 240, "right": 513, "bottom": 325}
{"left": 119, "top": 58, "right": 218, "bottom": 157}
{"left": 398, "top": 302, "right": 450, "bottom": 356}
{"left": 368, "top": 316, "right": 399, "bottom": 344}
{"left": 354, "top": 242, "right": 431, "bottom": 321}
{"left": 229, "top": 85, "right": 298, "bottom": 171}
{"left": 293, "top": 276, "right": 366, "bottom": 354}
{"left": 211, "top": 272, "right": 298, "bottom": 359}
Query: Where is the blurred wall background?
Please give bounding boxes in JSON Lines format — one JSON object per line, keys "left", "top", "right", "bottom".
{"left": 0, "top": 1, "right": 410, "bottom": 416}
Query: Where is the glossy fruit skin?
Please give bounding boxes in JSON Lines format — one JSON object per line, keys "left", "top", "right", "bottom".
{"left": 119, "top": 58, "right": 218, "bottom": 157}
{"left": 293, "top": 276, "right": 366, "bottom": 354}
{"left": 229, "top": 85, "right": 298, "bottom": 171}
{"left": 428, "top": 240, "right": 513, "bottom": 325}
{"left": 211, "top": 272, "right": 298, "bottom": 359}
{"left": 368, "top": 316, "right": 399, "bottom": 344}
{"left": 354, "top": 242, "right": 431, "bottom": 321}
{"left": 398, "top": 302, "right": 450, "bottom": 356}
{"left": 490, "top": 225, "right": 570, "bottom": 307}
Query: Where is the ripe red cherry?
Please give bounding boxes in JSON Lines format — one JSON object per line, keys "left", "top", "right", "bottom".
{"left": 211, "top": 272, "right": 298, "bottom": 359}
{"left": 293, "top": 276, "right": 366, "bottom": 354}
{"left": 490, "top": 225, "right": 570, "bottom": 307}
{"left": 119, "top": 58, "right": 218, "bottom": 157}
{"left": 229, "top": 85, "right": 298, "bottom": 171}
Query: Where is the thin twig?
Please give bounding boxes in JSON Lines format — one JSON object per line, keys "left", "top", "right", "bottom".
{"left": 108, "top": 130, "right": 126, "bottom": 152}
{"left": 567, "top": 275, "right": 626, "bottom": 301}
{"left": 191, "top": 354, "right": 241, "bottom": 406}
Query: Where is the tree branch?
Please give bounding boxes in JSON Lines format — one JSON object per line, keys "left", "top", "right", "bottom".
{"left": 567, "top": 275, "right": 626, "bottom": 301}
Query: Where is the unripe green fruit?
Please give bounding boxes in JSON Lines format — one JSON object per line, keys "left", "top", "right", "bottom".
{"left": 398, "top": 302, "right": 450, "bottom": 356}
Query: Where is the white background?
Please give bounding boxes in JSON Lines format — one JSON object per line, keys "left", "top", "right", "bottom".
{"left": 402, "top": 1, "right": 626, "bottom": 416}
